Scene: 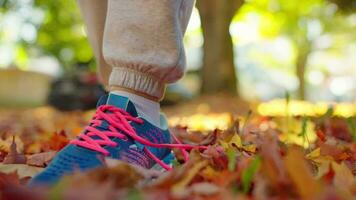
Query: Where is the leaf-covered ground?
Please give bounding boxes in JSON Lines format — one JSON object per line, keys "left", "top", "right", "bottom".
{"left": 0, "top": 103, "right": 355, "bottom": 200}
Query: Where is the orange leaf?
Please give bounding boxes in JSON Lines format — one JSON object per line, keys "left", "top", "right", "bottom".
{"left": 284, "top": 146, "right": 322, "bottom": 200}
{"left": 42, "top": 130, "right": 69, "bottom": 151}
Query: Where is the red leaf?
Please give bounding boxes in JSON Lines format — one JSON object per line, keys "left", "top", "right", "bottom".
{"left": 316, "top": 129, "right": 327, "bottom": 142}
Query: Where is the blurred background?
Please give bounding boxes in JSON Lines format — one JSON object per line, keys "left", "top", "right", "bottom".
{"left": 0, "top": 0, "right": 355, "bottom": 112}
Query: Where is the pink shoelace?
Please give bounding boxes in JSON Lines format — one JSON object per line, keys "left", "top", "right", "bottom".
{"left": 71, "top": 105, "right": 207, "bottom": 170}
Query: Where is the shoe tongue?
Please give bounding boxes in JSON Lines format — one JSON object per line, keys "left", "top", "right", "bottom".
{"left": 106, "top": 93, "right": 138, "bottom": 117}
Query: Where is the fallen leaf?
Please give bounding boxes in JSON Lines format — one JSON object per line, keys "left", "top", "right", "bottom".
{"left": 50, "top": 175, "right": 115, "bottom": 200}
{"left": 0, "top": 171, "right": 20, "bottom": 188}
{"left": 171, "top": 160, "right": 208, "bottom": 195}
{"left": 26, "top": 151, "right": 57, "bottom": 167}
{"left": 241, "top": 156, "right": 261, "bottom": 193}
{"left": 259, "top": 131, "right": 289, "bottom": 190}
{"left": 3, "top": 136, "right": 26, "bottom": 164}
{"left": 284, "top": 146, "right": 322, "bottom": 199}
{"left": 0, "top": 164, "right": 43, "bottom": 178}
{"left": 306, "top": 147, "right": 321, "bottom": 160}
{"left": 41, "top": 130, "right": 69, "bottom": 151}
{"left": 86, "top": 162, "right": 144, "bottom": 188}
{"left": 316, "top": 129, "right": 327, "bottom": 142}
{"left": 332, "top": 162, "right": 355, "bottom": 194}
{"left": 190, "top": 182, "right": 220, "bottom": 196}
{"left": 105, "top": 158, "right": 162, "bottom": 180}
{"left": 220, "top": 133, "right": 242, "bottom": 150}
{"left": 0, "top": 171, "right": 43, "bottom": 200}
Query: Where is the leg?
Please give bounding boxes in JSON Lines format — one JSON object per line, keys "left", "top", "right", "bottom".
{"left": 30, "top": 0, "right": 197, "bottom": 186}
{"left": 103, "top": 0, "right": 195, "bottom": 101}
{"left": 103, "top": 0, "right": 195, "bottom": 126}
{"left": 77, "top": 0, "right": 111, "bottom": 88}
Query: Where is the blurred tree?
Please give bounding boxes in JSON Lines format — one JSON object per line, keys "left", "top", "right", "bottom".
{"left": 0, "top": 0, "right": 37, "bottom": 69}
{"left": 0, "top": 0, "right": 94, "bottom": 72}
{"left": 34, "top": 0, "right": 94, "bottom": 73}
{"left": 328, "top": 0, "right": 355, "bottom": 12}
{"left": 239, "top": 0, "right": 351, "bottom": 100}
{"left": 196, "top": 0, "right": 244, "bottom": 96}
{"left": 0, "top": 0, "right": 10, "bottom": 11}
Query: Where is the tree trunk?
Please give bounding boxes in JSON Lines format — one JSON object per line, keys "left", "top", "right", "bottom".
{"left": 296, "top": 41, "right": 311, "bottom": 100}
{"left": 196, "top": 0, "right": 243, "bottom": 95}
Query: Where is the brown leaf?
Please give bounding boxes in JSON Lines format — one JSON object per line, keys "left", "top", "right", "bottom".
{"left": 0, "top": 149, "right": 7, "bottom": 162}
{"left": 86, "top": 162, "right": 144, "bottom": 188}
{"left": 170, "top": 126, "right": 210, "bottom": 145}
{"left": 259, "top": 132, "right": 289, "bottom": 187}
{"left": 320, "top": 142, "right": 351, "bottom": 162}
{"left": 26, "top": 151, "right": 57, "bottom": 167}
{"left": 48, "top": 163, "right": 143, "bottom": 199}
{"left": 0, "top": 171, "right": 44, "bottom": 200}
{"left": 105, "top": 158, "right": 162, "bottom": 180}
{"left": 59, "top": 180, "right": 115, "bottom": 200}
{"left": 3, "top": 136, "right": 26, "bottom": 164}
{"left": 201, "top": 146, "right": 228, "bottom": 170}
{"left": 0, "top": 164, "right": 43, "bottom": 178}
{"left": 320, "top": 118, "right": 353, "bottom": 142}
{"left": 0, "top": 171, "right": 20, "bottom": 188}
{"left": 198, "top": 130, "right": 218, "bottom": 146}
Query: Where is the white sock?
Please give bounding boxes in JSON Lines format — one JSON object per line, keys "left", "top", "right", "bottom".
{"left": 110, "top": 91, "right": 161, "bottom": 127}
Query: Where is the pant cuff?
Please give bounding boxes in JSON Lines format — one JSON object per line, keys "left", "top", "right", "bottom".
{"left": 109, "top": 67, "right": 165, "bottom": 101}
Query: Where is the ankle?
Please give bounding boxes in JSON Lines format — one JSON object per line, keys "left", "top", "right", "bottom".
{"left": 110, "top": 90, "right": 161, "bottom": 127}
{"left": 110, "top": 86, "right": 159, "bottom": 102}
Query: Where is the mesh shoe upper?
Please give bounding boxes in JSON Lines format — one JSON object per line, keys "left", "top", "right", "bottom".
{"left": 30, "top": 94, "right": 173, "bottom": 186}
{"left": 30, "top": 93, "right": 206, "bottom": 186}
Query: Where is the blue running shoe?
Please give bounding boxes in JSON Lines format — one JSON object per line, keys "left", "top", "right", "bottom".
{"left": 30, "top": 93, "right": 203, "bottom": 186}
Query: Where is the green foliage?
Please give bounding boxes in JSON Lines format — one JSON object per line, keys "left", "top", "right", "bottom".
{"left": 235, "top": 0, "right": 355, "bottom": 52}
{"left": 299, "top": 116, "right": 311, "bottom": 149}
{"left": 0, "top": 0, "right": 11, "bottom": 11}
{"left": 34, "top": 0, "right": 93, "bottom": 71}
{"left": 172, "top": 159, "right": 182, "bottom": 167}
{"left": 299, "top": 116, "right": 309, "bottom": 137}
{"left": 347, "top": 117, "right": 356, "bottom": 142}
{"left": 236, "top": 0, "right": 329, "bottom": 50}
{"left": 241, "top": 156, "right": 261, "bottom": 193}
{"left": 127, "top": 188, "right": 143, "bottom": 200}
{"left": 328, "top": 0, "right": 355, "bottom": 12}
{"left": 227, "top": 148, "right": 237, "bottom": 171}
{"left": 0, "top": 0, "right": 93, "bottom": 72}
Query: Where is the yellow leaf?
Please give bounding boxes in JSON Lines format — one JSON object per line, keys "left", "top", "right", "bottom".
{"left": 201, "top": 166, "right": 220, "bottom": 180}
{"left": 219, "top": 134, "right": 242, "bottom": 150}
{"left": 172, "top": 160, "right": 208, "bottom": 193}
{"left": 306, "top": 148, "right": 320, "bottom": 160}
{"left": 219, "top": 140, "right": 229, "bottom": 150}
{"left": 243, "top": 144, "right": 257, "bottom": 153}
{"left": 230, "top": 134, "right": 242, "bottom": 148}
